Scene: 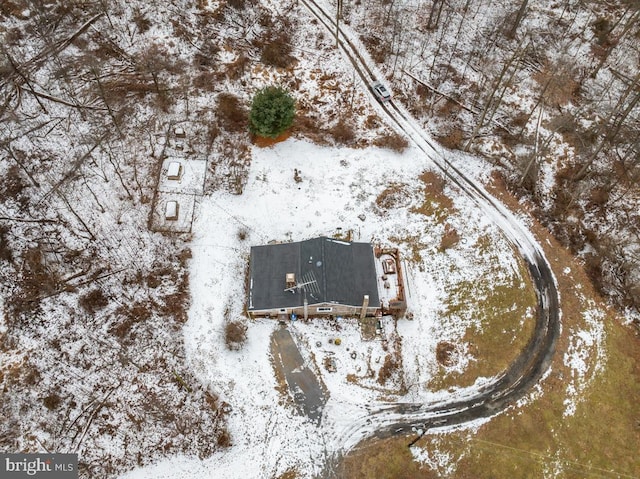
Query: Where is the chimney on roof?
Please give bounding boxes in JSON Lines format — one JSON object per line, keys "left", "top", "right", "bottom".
{"left": 360, "top": 294, "right": 370, "bottom": 320}
{"left": 286, "top": 273, "right": 295, "bottom": 289}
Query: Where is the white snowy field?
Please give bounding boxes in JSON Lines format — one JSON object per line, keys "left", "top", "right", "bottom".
{"left": 120, "top": 138, "right": 538, "bottom": 478}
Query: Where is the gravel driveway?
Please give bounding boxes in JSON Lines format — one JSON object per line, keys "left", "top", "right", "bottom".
{"left": 271, "top": 325, "right": 327, "bottom": 424}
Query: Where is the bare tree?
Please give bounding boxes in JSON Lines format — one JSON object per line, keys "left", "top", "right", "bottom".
{"left": 506, "top": 0, "right": 529, "bottom": 39}
{"left": 465, "top": 41, "right": 526, "bottom": 151}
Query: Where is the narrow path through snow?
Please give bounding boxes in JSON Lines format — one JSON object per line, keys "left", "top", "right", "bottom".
{"left": 301, "top": 0, "right": 561, "bottom": 455}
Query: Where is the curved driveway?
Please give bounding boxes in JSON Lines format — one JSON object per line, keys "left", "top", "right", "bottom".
{"left": 300, "top": 0, "right": 561, "bottom": 447}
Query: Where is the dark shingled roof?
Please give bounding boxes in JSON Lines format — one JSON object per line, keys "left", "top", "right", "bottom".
{"left": 248, "top": 237, "right": 380, "bottom": 311}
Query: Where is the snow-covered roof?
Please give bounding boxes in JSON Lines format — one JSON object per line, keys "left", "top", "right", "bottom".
{"left": 165, "top": 200, "right": 178, "bottom": 220}
{"left": 167, "top": 161, "right": 182, "bottom": 180}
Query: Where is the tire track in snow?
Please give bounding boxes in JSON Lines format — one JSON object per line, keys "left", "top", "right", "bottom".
{"left": 300, "top": 0, "right": 561, "bottom": 458}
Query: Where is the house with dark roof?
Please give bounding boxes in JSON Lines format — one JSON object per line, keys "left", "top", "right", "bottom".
{"left": 247, "top": 237, "right": 382, "bottom": 319}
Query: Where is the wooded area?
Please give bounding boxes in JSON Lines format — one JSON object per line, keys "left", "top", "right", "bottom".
{"left": 0, "top": 1, "right": 394, "bottom": 475}
{"left": 343, "top": 0, "right": 639, "bottom": 316}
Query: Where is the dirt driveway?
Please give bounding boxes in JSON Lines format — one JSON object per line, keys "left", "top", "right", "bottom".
{"left": 271, "top": 325, "right": 327, "bottom": 424}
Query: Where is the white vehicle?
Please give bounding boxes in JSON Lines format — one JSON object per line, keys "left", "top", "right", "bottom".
{"left": 370, "top": 80, "right": 392, "bottom": 102}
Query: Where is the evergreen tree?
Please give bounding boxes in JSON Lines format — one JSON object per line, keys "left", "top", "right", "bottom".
{"left": 249, "top": 86, "right": 295, "bottom": 138}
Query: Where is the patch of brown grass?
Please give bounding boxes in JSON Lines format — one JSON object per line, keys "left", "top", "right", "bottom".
{"left": 329, "top": 119, "right": 356, "bottom": 145}
{"left": 259, "top": 34, "right": 296, "bottom": 68}
{"left": 410, "top": 171, "right": 455, "bottom": 220}
{"left": 375, "top": 183, "right": 411, "bottom": 211}
{"left": 111, "top": 301, "right": 153, "bottom": 338}
{"left": 338, "top": 437, "right": 437, "bottom": 479}
{"left": 216, "top": 429, "right": 232, "bottom": 447}
{"left": 292, "top": 114, "right": 330, "bottom": 146}
{"left": 217, "top": 93, "right": 248, "bottom": 133}
{"left": 373, "top": 131, "right": 409, "bottom": 152}
{"left": 224, "top": 320, "right": 248, "bottom": 350}
{"left": 275, "top": 469, "right": 300, "bottom": 479}
{"left": 0, "top": 1, "right": 28, "bottom": 18}
{"left": 436, "top": 128, "right": 464, "bottom": 150}
{"left": 0, "top": 226, "right": 13, "bottom": 263}
{"left": 78, "top": 288, "right": 109, "bottom": 314}
{"left": 159, "top": 289, "right": 190, "bottom": 323}
{"left": 389, "top": 233, "right": 426, "bottom": 265}
{"left": 439, "top": 223, "right": 460, "bottom": 251}
{"left": 361, "top": 34, "right": 391, "bottom": 64}
{"left": 252, "top": 130, "right": 291, "bottom": 148}
{"left": 1, "top": 164, "right": 28, "bottom": 207}
{"left": 225, "top": 52, "right": 250, "bottom": 81}
{"left": 339, "top": 172, "right": 640, "bottom": 479}
{"left": 43, "top": 393, "right": 62, "bottom": 410}
{"left": 377, "top": 354, "right": 398, "bottom": 385}
{"left": 436, "top": 341, "right": 456, "bottom": 366}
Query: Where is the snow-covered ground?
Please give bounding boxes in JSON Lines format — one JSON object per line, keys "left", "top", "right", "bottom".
{"left": 0, "top": 1, "right": 617, "bottom": 477}
{"left": 120, "top": 138, "right": 542, "bottom": 478}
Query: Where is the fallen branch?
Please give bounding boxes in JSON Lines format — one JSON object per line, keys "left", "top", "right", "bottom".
{"left": 72, "top": 267, "right": 127, "bottom": 288}
{"left": 0, "top": 118, "right": 63, "bottom": 149}
{"left": 404, "top": 69, "right": 512, "bottom": 135}
{"left": 3, "top": 143, "right": 40, "bottom": 187}
{"left": 4, "top": 51, "right": 48, "bottom": 114}
{"left": 73, "top": 381, "right": 121, "bottom": 453}
{"left": 173, "top": 370, "right": 193, "bottom": 393}
{"left": 19, "top": 86, "right": 108, "bottom": 111}
{"left": 4, "top": 13, "right": 105, "bottom": 81}
{"left": 403, "top": 69, "right": 477, "bottom": 114}
{"left": 0, "top": 215, "right": 57, "bottom": 223}
{"left": 37, "top": 134, "right": 109, "bottom": 206}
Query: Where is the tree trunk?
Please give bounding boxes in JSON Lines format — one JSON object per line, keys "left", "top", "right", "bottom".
{"left": 465, "top": 42, "right": 524, "bottom": 151}
{"left": 506, "top": 0, "right": 529, "bottom": 39}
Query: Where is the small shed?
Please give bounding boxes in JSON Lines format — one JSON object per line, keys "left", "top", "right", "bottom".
{"left": 165, "top": 200, "right": 179, "bottom": 220}
{"left": 167, "top": 161, "right": 182, "bottom": 180}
